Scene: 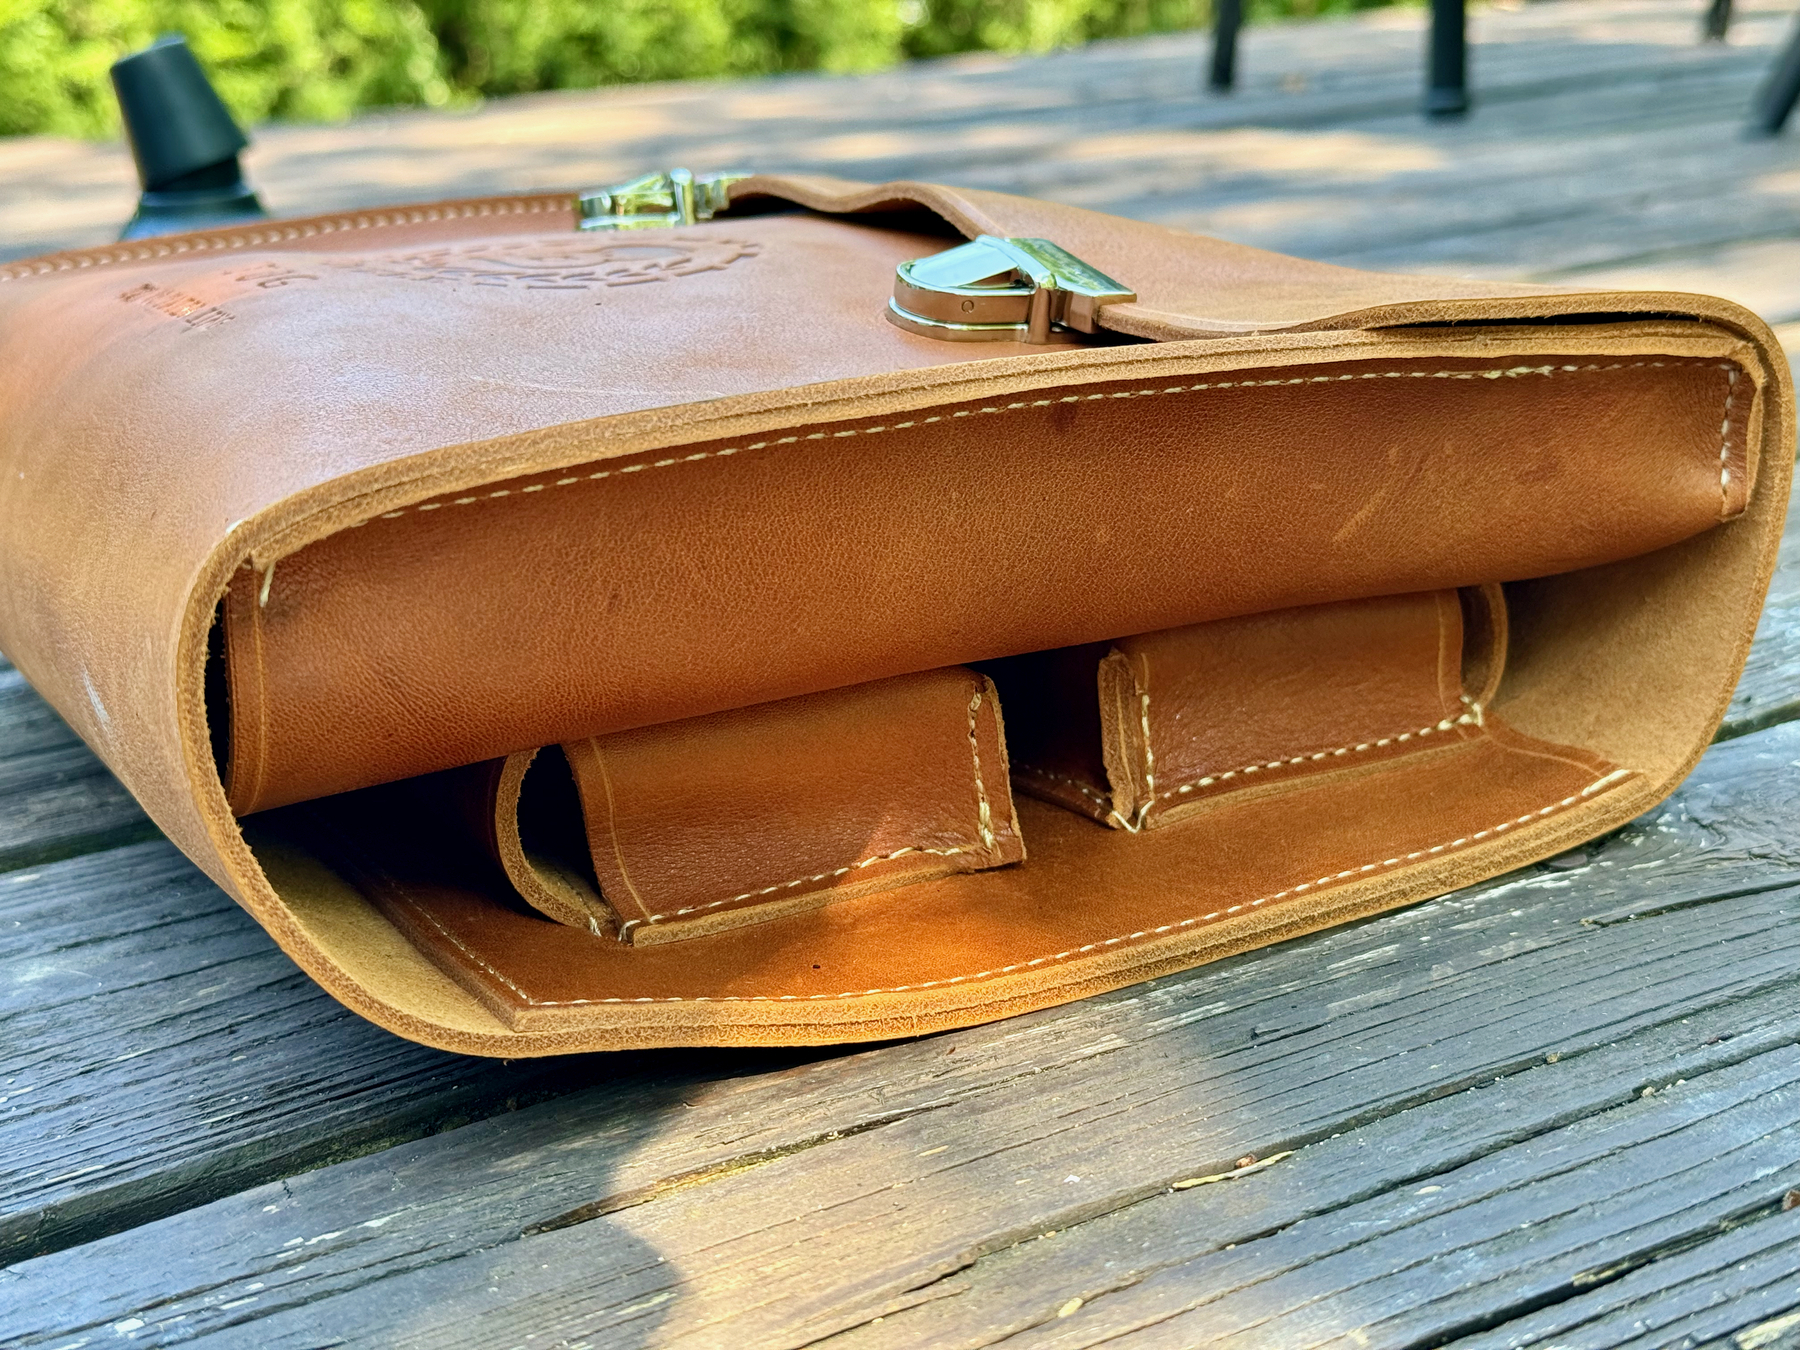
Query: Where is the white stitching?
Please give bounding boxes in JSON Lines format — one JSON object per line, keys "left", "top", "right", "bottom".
{"left": 392, "top": 769, "right": 1634, "bottom": 1006}
{"left": 615, "top": 681, "right": 997, "bottom": 935}
{"left": 0, "top": 198, "right": 568, "bottom": 281}
{"left": 1155, "top": 705, "right": 1485, "bottom": 802}
{"left": 967, "top": 689, "right": 997, "bottom": 850}
{"left": 1135, "top": 688, "right": 1156, "bottom": 828}
{"left": 354, "top": 362, "right": 1728, "bottom": 525}
{"left": 1014, "top": 764, "right": 1110, "bottom": 809}
{"left": 1720, "top": 366, "right": 1738, "bottom": 513}
{"left": 618, "top": 843, "right": 977, "bottom": 937}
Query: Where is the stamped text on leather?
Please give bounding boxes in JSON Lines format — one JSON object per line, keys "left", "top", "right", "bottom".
{"left": 343, "top": 235, "right": 761, "bottom": 289}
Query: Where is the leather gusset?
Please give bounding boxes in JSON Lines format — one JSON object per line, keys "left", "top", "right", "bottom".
{"left": 220, "top": 351, "right": 1750, "bottom": 815}
{"left": 993, "top": 588, "right": 1504, "bottom": 831}
{"left": 481, "top": 668, "right": 1024, "bottom": 944}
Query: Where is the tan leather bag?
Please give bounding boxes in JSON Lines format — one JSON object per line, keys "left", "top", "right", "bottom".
{"left": 0, "top": 174, "right": 1789, "bottom": 1055}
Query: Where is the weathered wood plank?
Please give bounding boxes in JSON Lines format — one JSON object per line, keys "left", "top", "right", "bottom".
{"left": 1696, "top": 1307, "right": 1800, "bottom": 1350}
{"left": 918, "top": 1050, "right": 1800, "bottom": 1350}
{"left": 1098, "top": 59, "right": 1800, "bottom": 278}
{"left": 1310, "top": 147, "right": 1800, "bottom": 279}
{"left": 6, "top": 721, "right": 1800, "bottom": 1348}
{"left": 0, "top": 742, "right": 154, "bottom": 871}
{"left": 1446, "top": 1199, "right": 1800, "bottom": 1349}
{"left": 0, "top": 667, "right": 155, "bottom": 869}
{"left": 1, "top": 665, "right": 87, "bottom": 759}
{"left": 819, "top": 997, "right": 1800, "bottom": 1350}
{"left": 0, "top": 840, "right": 819, "bottom": 1265}
{"left": 278, "top": 1041, "right": 1800, "bottom": 1350}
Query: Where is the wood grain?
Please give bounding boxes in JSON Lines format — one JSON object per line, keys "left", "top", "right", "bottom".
{"left": 5, "top": 721, "right": 1799, "bottom": 1348}
{"left": 0, "top": 668, "right": 155, "bottom": 869}
{"left": 0, "top": 840, "right": 769, "bottom": 1265}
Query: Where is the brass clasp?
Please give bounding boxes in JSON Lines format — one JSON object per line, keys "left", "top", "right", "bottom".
{"left": 886, "top": 235, "right": 1135, "bottom": 344}
{"left": 576, "top": 169, "right": 748, "bottom": 231}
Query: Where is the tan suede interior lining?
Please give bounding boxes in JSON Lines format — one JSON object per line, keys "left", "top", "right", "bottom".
{"left": 262, "top": 720, "right": 1619, "bottom": 1034}
{"left": 213, "top": 322, "right": 1780, "bottom": 1052}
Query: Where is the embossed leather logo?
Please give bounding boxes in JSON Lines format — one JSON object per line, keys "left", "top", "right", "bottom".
{"left": 343, "top": 235, "right": 759, "bottom": 290}
{"left": 118, "top": 281, "right": 233, "bottom": 330}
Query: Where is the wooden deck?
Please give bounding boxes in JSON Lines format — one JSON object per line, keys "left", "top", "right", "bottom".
{"left": 5, "top": 2, "right": 1800, "bottom": 1344}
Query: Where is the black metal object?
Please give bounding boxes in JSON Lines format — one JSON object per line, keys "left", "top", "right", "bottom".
{"left": 1702, "top": 0, "right": 1732, "bottom": 42}
{"left": 1424, "top": 0, "right": 1468, "bottom": 117}
{"left": 1210, "top": 0, "right": 1242, "bottom": 93}
{"left": 111, "top": 35, "right": 266, "bottom": 241}
{"left": 1750, "top": 14, "right": 1800, "bottom": 136}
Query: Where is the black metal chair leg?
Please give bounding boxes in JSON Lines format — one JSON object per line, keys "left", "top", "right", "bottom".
{"left": 1702, "top": 0, "right": 1732, "bottom": 42}
{"left": 1424, "top": 0, "right": 1469, "bottom": 117}
{"left": 1210, "top": 0, "right": 1242, "bottom": 93}
{"left": 1750, "top": 14, "right": 1800, "bottom": 135}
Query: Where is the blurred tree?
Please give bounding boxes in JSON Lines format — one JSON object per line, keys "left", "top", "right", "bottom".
{"left": 0, "top": 0, "right": 144, "bottom": 135}
{"left": 0, "top": 0, "right": 450, "bottom": 136}
{"left": 723, "top": 0, "right": 907, "bottom": 74}
{"left": 903, "top": 0, "right": 1201, "bottom": 58}
{"left": 0, "top": 0, "right": 1404, "bottom": 138}
{"left": 421, "top": 0, "right": 735, "bottom": 91}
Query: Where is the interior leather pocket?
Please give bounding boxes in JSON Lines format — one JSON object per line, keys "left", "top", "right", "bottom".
{"left": 985, "top": 586, "right": 1507, "bottom": 831}
{"left": 480, "top": 666, "right": 1025, "bottom": 943}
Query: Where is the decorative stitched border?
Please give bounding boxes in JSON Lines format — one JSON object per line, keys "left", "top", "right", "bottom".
{"left": 1154, "top": 700, "right": 1487, "bottom": 805}
{"left": 392, "top": 768, "right": 1633, "bottom": 1007}
{"left": 0, "top": 197, "right": 571, "bottom": 283}
{"left": 339, "top": 361, "right": 1742, "bottom": 538}
{"left": 1014, "top": 700, "right": 1486, "bottom": 829}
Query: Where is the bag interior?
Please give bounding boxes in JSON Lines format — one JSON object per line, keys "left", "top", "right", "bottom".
{"left": 212, "top": 323, "right": 1779, "bottom": 1042}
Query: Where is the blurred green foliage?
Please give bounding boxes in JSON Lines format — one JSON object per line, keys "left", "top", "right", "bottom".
{"left": 0, "top": 1, "right": 449, "bottom": 136}
{"left": 0, "top": 0, "right": 1399, "bottom": 138}
{"left": 903, "top": 0, "right": 1197, "bottom": 58}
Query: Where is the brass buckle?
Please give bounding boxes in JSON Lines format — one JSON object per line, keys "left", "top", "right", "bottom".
{"left": 576, "top": 169, "right": 748, "bottom": 231}
{"left": 887, "top": 235, "right": 1135, "bottom": 344}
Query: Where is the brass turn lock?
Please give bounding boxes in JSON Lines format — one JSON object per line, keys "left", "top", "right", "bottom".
{"left": 576, "top": 169, "right": 747, "bottom": 231}
{"left": 886, "top": 235, "right": 1135, "bottom": 344}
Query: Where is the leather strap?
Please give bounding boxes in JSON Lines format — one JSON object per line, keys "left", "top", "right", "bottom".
{"left": 724, "top": 173, "right": 1602, "bottom": 341}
